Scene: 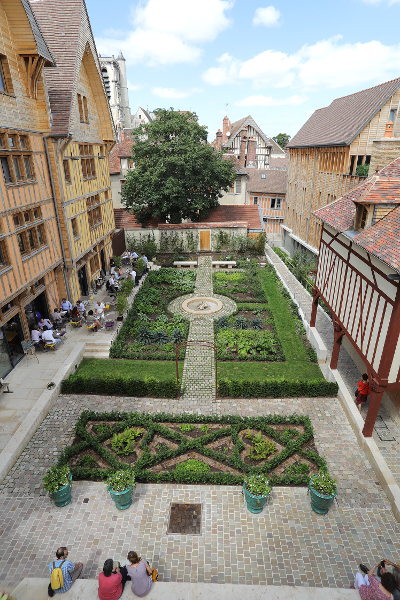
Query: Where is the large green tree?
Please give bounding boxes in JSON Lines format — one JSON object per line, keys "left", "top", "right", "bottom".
{"left": 272, "top": 133, "right": 291, "bottom": 149}
{"left": 121, "top": 109, "right": 236, "bottom": 225}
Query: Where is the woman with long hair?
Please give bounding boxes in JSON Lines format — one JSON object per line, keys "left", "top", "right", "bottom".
{"left": 126, "top": 551, "right": 153, "bottom": 597}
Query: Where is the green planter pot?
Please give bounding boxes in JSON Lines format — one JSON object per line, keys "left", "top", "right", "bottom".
{"left": 309, "top": 477, "right": 337, "bottom": 514}
{"left": 108, "top": 486, "right": 133, "bottom": 510}
{"left": 50, "top": 475, "right": 72, "bottom": 507}
{"left": 243, "top": 483, "right": 270, "bottom": 514}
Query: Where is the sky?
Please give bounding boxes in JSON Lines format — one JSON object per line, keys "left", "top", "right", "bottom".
{"left": 88, "top": 0, "right": 400, "bottom": 142}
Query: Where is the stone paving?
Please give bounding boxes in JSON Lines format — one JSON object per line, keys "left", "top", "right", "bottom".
{"left": 265, "top": 245, "right": 400, "bottom": 488}
{"left": 2, "top": 255, "right": 400, "bottom": 592}
{"left": 1, "top": 393, "right": 400, "bottom": 590}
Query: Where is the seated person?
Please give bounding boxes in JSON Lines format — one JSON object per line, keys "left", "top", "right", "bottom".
{"left": 60, "top": 298, "right": 72, "bottom": 315}
{"left": 86, "top": 310, "right": 102, "bottom": 331}
{"left": 108, "top": 275, "right": 116, "bottom": 293}
{"left": 31, "top": 326, "right": 42, "bottom": 346}
{"left": 76, "top": 300, "right": 85, "bottom": 316}
{"left": 51, "top": 308, "right": 64, "bottom": 325}
{"left": 70, "top": 307, "right": 81, "bottom": 323}
{"left": 95, "top": 301, "right": 105, "bottom": 320}
{"left": 38, "top": 318, "right": 53, "bottom": 331}
{"left": 131, "top": 251, "right": 138, "bottom": 260}
{"left": 98, "top": 559, "right": 128, "bottom": 600}
{"left": 42, "top": 327, "right": 61, "bottom": 347}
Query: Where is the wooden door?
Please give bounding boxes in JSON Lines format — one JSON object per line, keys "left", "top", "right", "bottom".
{"left": 200, "top": 230, "right": 211, "bottom": 251}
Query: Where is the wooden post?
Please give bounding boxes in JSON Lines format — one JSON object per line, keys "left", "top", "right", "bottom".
{"left": 362, "top": 378, "right": 385, "bottom": 437}
{"left": 310, "top": 287, "right": 319, "bottom": 327}
{"left": 330, "top": 319, "right": 345, "bottom": 370}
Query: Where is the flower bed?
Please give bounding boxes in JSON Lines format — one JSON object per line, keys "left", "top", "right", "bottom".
{"left": 110, "top": 268, "right": 195, "bottom": 359}
{"left": 59, "top": 411, "right": 329, "bottom": 486}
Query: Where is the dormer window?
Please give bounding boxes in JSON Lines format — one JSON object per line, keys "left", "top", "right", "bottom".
{"left": 261, "top": 173, "right": 266, "bottom": 179}
{"left": 360, "top": 206, "right": 368, "bottom": 230}
{"left": 354, "top": 203, "right": 373, "bottom": 231}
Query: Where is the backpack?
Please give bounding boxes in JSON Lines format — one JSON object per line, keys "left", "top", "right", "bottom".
{"left": 50, "top": 559, "right": 66, "bottom": 590}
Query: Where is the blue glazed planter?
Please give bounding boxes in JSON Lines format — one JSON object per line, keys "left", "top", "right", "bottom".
{"left": 309, "top": 476, "right": 337, "bottom": 514}
{"left": 50, "top": 475, "right": 72, "bottom": 507}
{"left": 108, "top": 486, "right": 134, "bottom": 510}
{"left": 243, "top": 483, "right": 270, "bottom": 513}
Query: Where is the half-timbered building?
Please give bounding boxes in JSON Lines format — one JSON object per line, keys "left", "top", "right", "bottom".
{"left": 212, "top": 115, "right": 285, "bottom": 169}
{"left": 0, "top": 0, "right": 65, "bottom": 377}
{"left": 246, "top": 168, "right": 287, "bottom": 243}
{"left": 311, "top": 158, "right": 400, "bottom": 436}
{"left": 284, "top": 78, "right": 400, "bottom": 258}
{"left": 32, "top": 0, "right": 116, "bottom": 301}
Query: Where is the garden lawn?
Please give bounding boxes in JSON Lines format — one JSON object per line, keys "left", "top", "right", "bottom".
{"left": 73, "top": 358, "right": 183, "bottom": 381}
{"left": 217, "top": 360, "right": 323, "bottom": 381}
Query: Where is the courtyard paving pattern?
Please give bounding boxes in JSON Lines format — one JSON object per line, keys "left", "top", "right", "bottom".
{"left": 1, "top": 393, "right": 400, "bottom": 590}
{"left": 1, "top": 256, "right": 400, "bottom": 593}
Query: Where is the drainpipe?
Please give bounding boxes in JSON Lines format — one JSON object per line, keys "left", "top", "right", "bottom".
{"left": 44, "top": 135, "right": 71, "bottom": 301}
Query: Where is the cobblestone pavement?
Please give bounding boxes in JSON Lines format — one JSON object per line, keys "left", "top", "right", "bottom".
{"left": 1, "top": 393, "right": 400, "bottom": 590}
{"left": 265, "top": 245, "right": 400, "bottom": 488}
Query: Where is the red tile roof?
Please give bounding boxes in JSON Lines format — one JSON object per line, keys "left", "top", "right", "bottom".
{"left": 222, "top": 154, "right": 248, "bottom": 175}
{"left": 314, "top": 157, "right": 400, "bottom": 271}
{"left": 245, "top": 169, "right": 287, "bottom": 194}
{"left": 113, "top": 208, "right": 163, "bottom": 229}
{"left": 109, "top": 138, "right": 134, "bottom": 174}
{"left": 201, "top": 205, "right": 263, "bottom": 230}
{"left": 287, "top": 78, "right": 400, "bottom": 148}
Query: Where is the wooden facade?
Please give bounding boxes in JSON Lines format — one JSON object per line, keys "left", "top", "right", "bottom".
{"left": 249, "top": 193, "right": 285, "bottom": 234}
{"left": 0, "top": 0, "right": 64, "bottom": 376}
{"left": 285, "top": 84, "right": 400, "bottom": 255}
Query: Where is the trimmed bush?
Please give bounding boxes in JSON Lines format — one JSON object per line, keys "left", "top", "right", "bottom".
{"left": 218, "top": 378, "right": 338, "bottom": 398}
{"left": 61, "top": 374, "right": 178, "bottom": 398}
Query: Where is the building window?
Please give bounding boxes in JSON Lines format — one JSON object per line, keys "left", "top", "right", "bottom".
{"left": 17, "top": 232, "right": 27, "bottom": 255}
{"left": 12, "top": 156, "right": 23, "bottom": 180}
{"left": 37, "top": 224, "right": 45, "bottom": 246}
{"left": 27, "top": 228, "right": 36, "bottom": 251}
{"left": 79, "top": 144, "right": 96, "bottom": 179}
{"left": 235, "top": 178, "right": 242, "bottom": 194}
{"left": 349, "top": 155, "right": 356, "bottom": 175}
{"left": 86, "top": 194, "right": 102, "bottom": 229}
{"left": 389, "top": 108, "right": 397, "bottom": 123}
{"left": 24, "top": 211, "right": 31, "bottom": 223}
{"left": 8, "top": 136, "right": 15, "bottom": 148}
{"left": 19, "top": 136, "right": 27, "bottom": 149}
{"left": 360, "top": 206, "right": 368, "bottom": 230}
{"left": 71, "top": 217, "right": 79, "bottom": 239}
{"left": 13, "top": 214, "right": 21, "bottom": 228}
{"left": 1, "top": 156, "right": 12, "bottom": 183}
{"left": 23, "top": 156, "right": 33, "bottom": 179}
{"left": 0, "top": 62, "right": 6, "bottom": 92}
{"left": 33, "top": 208, "right": 41, "bottom": 220}
{"left": 0, "top": 240, "right": 8, "bottom": 269}
{"left": 77, "top": 94, "right": 89, "bottom": 123}
{"left": 82, "top": 96, "right": 89, "bottom": 123}
{"left": 270, "top": 198, "right": 282, "bottom": 210}
{"left": 253, "top": 197, "right": 258, "bottom": 205}
{"left": 0, "top": 55, "right": 13, "bottom": 94}
{"left": 63, "top": 159, "right": 71, "bottom": 183}
{"left": 261, "top": 173, "right": 266, "bottom": 179}
{"left": 0, "top": 135, "right": 3, "bottom": 147}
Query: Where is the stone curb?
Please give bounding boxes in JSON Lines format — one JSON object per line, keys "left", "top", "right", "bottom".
{"left": 0, "top": 343, "right": 86, "bottom": 485}
{"left": 327, "top": 365, "right": 400, "bottom": 522}
{"left": 12, "top": 578, "right": 359, "bottom": 599}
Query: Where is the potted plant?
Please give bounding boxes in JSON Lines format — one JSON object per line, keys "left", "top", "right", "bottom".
{"left": 116, "top": 295, "right": 128, "bottom": 321}
{"left": 136, "top": 258, "right": 146, "bottom": 277}
{"left": 106, "top": 469, "right": 135, "bottom": 510}
{"left": 243, "top": 474, "right": 271, "bottom": 513}
{"left": 43, "top": 465, "right": 72, "bottom": 507}
{"left": 309, "top": 471, "right": 337, "bottom": 514}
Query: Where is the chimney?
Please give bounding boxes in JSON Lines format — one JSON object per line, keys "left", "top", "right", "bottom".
{"left": 246, "top": 137, "right": 257, "bottom": 168}
{"left": 222, "top": 116, "right": 229, "bottom": 144}
{"left": 239, "top": 127, "right": 247, "bottom": 168}
{"left": 215, "top": 129, "right": 223, "bottom": 151}
{"left": 384, "top": 120, "right": 394, "bottom": 138}
{"left": 120, "top": 130, "right": 125, "bottom": 141}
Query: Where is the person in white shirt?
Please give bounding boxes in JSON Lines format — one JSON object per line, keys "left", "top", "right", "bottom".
{"left": 76, "top": 301, "right": 85, "bottom": 316}
{"left": 108, "top": 276, "right": 116, "bottom": 293}
{"left": 131, "top": 251, "right": 138, "bottom": 259}
{"left": 31, "top": 326, "right": 42, "bottom": 345}
{"left": 95, "top": 302, "right": 105, "bottom": 320}
{"left": 42, "top": 327, "right": 60, "bottom": 347}
{"left": 60, "top": 298, "right": 72, "bottom": 314}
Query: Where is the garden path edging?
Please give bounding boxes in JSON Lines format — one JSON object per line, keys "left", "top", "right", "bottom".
{"left": 0, "top": 343, "right": 86, "bottom": 485}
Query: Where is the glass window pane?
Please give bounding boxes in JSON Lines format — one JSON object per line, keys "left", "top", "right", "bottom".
{"left": 28, "top": 229, "right": 35, "bottom": 250}
{"left": 8, "top": 136, "right": 15, "bottom": 148}
{"left": 13, "top": 215, "right": 20, "bottom": 227}
{"left": 17, "top": 233, "right": 26, "bottom": 254}
{"left": 20, "top": 137, "right": 26, "bottom": 149}
{"left": 0, "top": 242, "right": 6, "bottom": 266}
{"left": 37, "top": 226, "right": 44, "bottom": 245}
{"left": 24, "top": 212, "right": 30, "bottom": 222}
{"left": 24, "top": 157, "right": 32, "bottom": 179}
{"left": 33, "top": 209, "right": 39, "bottom": 219}
{"left": 13, "top": 157, "right": 22, "bottom": 180}
{"left": 0, "top": 135, "right": 3, "bottom": 147}
{"left": 0, "top": 65, "right": 5, "bottom": 92}
{"left": 1, "top": 157, "right": 12, "bottom": 183}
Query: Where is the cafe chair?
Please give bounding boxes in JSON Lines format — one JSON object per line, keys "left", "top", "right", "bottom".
{"left": 86, "top": 324, "right": 97, "bottom": 333}
{"left": 105, "top": 321, "right": 115, "bottom": 331}
{"left": 43, "top": 341, "right": 58, "bottom": 351}
{"left": 70, "top": 318, "right": 82, "bottom": 328}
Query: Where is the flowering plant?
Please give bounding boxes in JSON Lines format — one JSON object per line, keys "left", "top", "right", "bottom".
{"left": 43, "top": 465, "right": 71, "bottom": 493}
{"left": 244, "top": 474, "right": 271, "bottom": 497}
{"left": 106, "top": 469, "right": 136, "bottom": 492}
{"left": 310, "top": 471, "right": 337, "bottom": 496}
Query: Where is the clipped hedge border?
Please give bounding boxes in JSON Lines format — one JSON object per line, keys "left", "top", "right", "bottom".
{"left": 61, "top": 375, "right": 178, "bottom": 398}
{"left": 218, "top": 378, "right": 338, "bottom": 398}
{"left": 58, "top": 410, "right": 328, "bottom": 486}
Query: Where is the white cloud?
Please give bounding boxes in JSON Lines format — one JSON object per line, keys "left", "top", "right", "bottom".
{"left": 203, "top": 36, "right": 400, "bottom": 90}
{"left": 253, "top": 6, "right": 282, "bottom": 27}
{"left": 127, "top": 81, "right": 144, "bottom": 91}
{"left": 152, "top": 87, "right": 203, "bottom": 99}
{"left": 235, "top": 94, "right": 307, "bottom": 107}
{"left": 96, "top": 0, "right": 233, "bottom": 66}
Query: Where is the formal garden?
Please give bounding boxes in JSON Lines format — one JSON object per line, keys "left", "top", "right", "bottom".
{"left": 55, "top": 411, "right": 330, "bottom": 487}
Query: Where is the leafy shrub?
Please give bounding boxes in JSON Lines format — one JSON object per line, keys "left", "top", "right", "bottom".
{"left": 244, "top": 474, "right": 271, "bottom": 496}
{"left": 179, "top": 423, "right": 196, "bottom": 432}
{"left": 136, "top": 327, "right": 155, "bottom": 344}
{"left": 309, "top": 471, "right": 337, "bottom": 495}
{"left": 105, "top": 468, "right": 136, "bottom": 492}
{"left": 285, "top": 463, "right": 310, "bottom": 476}
{"left": 218, "top": 378, "right": 338, "bottom": 398}
{"left": 78, "top": 455, "right": 96, "bottom": 467}
{"left": 245, "top": 430, "right": 276, "bottom": 460}
{"left": 61, "top": 375, "right": 178, "bottom": 398}
{"left": 43, "top": 465, "right": 71, "bottom": 493}
{"left": 175, "top": 459, "right": 210, "bottom": 476}
{"left": 171, "top": 329, "right": 183, "bottom": 343}
{"left": 110, "top": 427, "right": 145, "bottom": 455}
{"left": 234, "top": 317, "right": 248, "bottom": 330}
{"left": 152, "top": 331, "right": 170, "bottom": 345}
{"left": 200, "top": 425, "right": 209, "bottom": 433}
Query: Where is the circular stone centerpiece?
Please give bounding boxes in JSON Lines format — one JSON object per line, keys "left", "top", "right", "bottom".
{"left": 182, "top": 296, "right": 223, "bottom": 315}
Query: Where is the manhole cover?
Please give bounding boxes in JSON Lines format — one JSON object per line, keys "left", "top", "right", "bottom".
{"left": 167, "top": 503, "right": 202, "bottom": 535}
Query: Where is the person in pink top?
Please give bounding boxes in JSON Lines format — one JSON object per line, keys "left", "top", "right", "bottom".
{"left": 98, "top": 559, "right": 128, "bottom": 600}
{"left": 355, "top": 560, "right": 398, "bottom": 599}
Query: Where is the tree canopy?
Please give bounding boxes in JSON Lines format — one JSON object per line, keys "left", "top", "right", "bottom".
{"left": 272, "top": 133, "right": 291, "bottom": 149}
{"left": 121, "top": 109, "right": 236, "bottom": 225}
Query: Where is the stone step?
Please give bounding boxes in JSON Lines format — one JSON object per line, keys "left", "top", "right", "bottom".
{"left": 11, "top": 578, "right": 358, "bottom": 600}
{"left": 83, "top": 351, "right": 110, "bottom": 359}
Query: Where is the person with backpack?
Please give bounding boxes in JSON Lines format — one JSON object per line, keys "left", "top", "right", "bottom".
{"left": 48, "top": 547, "right": 83, "bottom": 596}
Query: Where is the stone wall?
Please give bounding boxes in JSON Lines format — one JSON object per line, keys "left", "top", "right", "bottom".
{"left": 369, "top": 138, "right": 400, "bottom": 175}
